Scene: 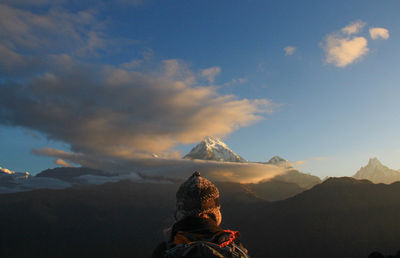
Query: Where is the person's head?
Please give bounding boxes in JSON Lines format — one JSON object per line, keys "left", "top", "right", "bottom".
{"left": 175, "top": 171, "right": 222, "bottom": 226}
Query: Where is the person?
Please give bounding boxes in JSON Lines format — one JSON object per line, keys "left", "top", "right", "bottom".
{"left": 152, "top": 171, "right": 249, "bottom": 258}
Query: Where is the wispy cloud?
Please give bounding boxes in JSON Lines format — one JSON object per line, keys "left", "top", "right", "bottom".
{"left": 0, "top": 4, "right": 103, "bottom": 54}
{"left": 201, "top": 66, "right": 221, "bottom": 83}
{"left": 55, "top": 158, "right": 72, "bottom": 167}
{"left": 341, "top": 20, "right": 365, "bottom": 35}
{"left": 321, "top": 21, "right": 369, "bottom": 67}
{"left": 284, "top": 46, "right": 296, "bottom": 56}
{"left": 117, "top": 0, "right": 146, "bottom": 6}
{"left": 291, "top": 157, "right": 328, "bottom": 167}
{"left": 369, "top": 27, "right": 390, "bottom": 40}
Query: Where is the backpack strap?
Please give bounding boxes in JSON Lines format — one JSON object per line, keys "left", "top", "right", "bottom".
{"left": 218, "top": 230, "right": 239, "bottom": 248}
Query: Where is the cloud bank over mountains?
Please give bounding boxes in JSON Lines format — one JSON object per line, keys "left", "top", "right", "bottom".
{"left": 0, "top": 3, "right": 274, "bottom": 166}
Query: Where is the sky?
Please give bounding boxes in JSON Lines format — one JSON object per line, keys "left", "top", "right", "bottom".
{"left": 0, "top": 0, "right": 399, "bottom": 178}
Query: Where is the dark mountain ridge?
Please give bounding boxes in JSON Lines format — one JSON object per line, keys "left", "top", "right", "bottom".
{"left": 1, "top": 177, "right": 400, "bottom": 257}
{"left": 36, "top": 167, "right": 114, "bottom": 182}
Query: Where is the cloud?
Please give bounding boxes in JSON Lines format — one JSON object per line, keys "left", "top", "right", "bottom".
{"left": 55, "top": 158, "right": 72, "bottom": 167}
{"left": 137, "top": 160, "right": 287, "bottom": 184}
{"left": 291, "top": 157, "right": 328, "bottom": 167}
{"left": 341, "top": 20, "right": 365, "bottom": 35}
{"left": 222, "top": 78, "right": 248, "bottom": 87}
{"left": 369, "top": 27, "right": 390, "bottom": 40}
{"left": 1, "top": 60, "right": 273, "bottom": 160}
{"left": 117, "top": 0, "right": 145, "bottom": 6}
{"left": 321, "top": 21, "right": 369, "bottom": 67}
{"left": 32, "top": 149, "right": 288, "bottom": 184}
{"left": 284, "top": 46, "right": 296, "bottom": 56}
{"left": 0, "top": 3, "right": 276, "bottom": 174}
{"left": 0, "top": 4, "right": 105, "bottom": 57}
{"left": 201, "top": 66, "right": 221, "bottom": 83}
{"left": 0, "top": 0, "right": 65, "bottom": 6}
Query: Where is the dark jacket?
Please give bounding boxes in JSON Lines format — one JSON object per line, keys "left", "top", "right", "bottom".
{"left": 152, "top": 216, "right": 248, "bottom": 257}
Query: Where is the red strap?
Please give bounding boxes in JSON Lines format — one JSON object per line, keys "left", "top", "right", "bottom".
{"left": 219, "top": 230, "right": 239, "bottom": 248}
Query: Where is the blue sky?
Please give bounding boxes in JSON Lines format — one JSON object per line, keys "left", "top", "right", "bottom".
{"left": 0, "top": 0, "right": 399, "bottom": 177}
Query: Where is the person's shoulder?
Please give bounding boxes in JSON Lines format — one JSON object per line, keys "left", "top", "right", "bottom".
{"left": 151, "top": 242, "right": 167, "bottom": 258}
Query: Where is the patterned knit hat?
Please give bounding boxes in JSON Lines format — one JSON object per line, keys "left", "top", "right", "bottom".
{"left": 175, "top": 171, "right": 222, "bottom": 225}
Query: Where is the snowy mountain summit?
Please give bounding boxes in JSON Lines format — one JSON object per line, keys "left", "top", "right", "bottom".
{"left": 0, "top": 166, "right": 30, "bottom": 179}
{"left": 183, "top": 136, "right": 247, "bottom": 162}
{"left": 353, "top": 157, "right": 400, "bottom": 184}
{"left": 266, "top": 156, "right": 293, "bottom": 168}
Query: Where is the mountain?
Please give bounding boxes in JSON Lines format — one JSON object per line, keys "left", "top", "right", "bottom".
{"left": 246, "top": 180, "right": 305, "bottom": 201}
{"left": 1, "top": 177, "right": 400, "bottom": 257}
{"left": 266, "top": 156, "right": 293, "bottom": 168}
{"left": 0, "top": 166, "right": 31, "bottom": 190}
{"left": 270, "top": 169, "right": 321, "bottom": 189}
{"left": 0, "top": 166, "right": 30, "bottom": 179}
{"left": 260, "top": 156, "right": 321, "bottom": 189}
{"left": 183, "top": 136, "right": 247, "bottom": 162}
{"left": 353, "top": 157, "right": 400, "bottom": 184}
{"left": 36, "top": 167, "right": 115, "bottom": 183}
{"left": 0, "top": 180, "right": 261, "bottom": 258}
{"left": 238, "top": 177, "right": 400, "bottom": 258}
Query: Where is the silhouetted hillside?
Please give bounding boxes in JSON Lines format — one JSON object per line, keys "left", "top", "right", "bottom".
{"left": 36, "top": 167, "right": 114, "bottom": 182}
{"left": 239, "top": 177, "right": 400, "bottom": 258}
{"left": 246, "top": 179, "right": 305, "bottom": 201}
{"left": 0, "top": 180, "right": 260, "bottom": 258}
{"left": 1, "top": 177, "right": 400, "bottom": 257}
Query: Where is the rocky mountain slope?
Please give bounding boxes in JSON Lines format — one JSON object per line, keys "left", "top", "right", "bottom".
{"left": 353, "top": 157, "right": 400, "bottom": 184}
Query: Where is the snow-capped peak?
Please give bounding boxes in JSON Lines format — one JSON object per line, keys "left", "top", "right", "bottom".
{"left": 0, "top": 166, "right": 30, "bottom": 180}
{"left": 183, "top": 136, "right": 247, "bottom": 162}
{"left": 0, "top": 166, "right": 15, "bottom": 174}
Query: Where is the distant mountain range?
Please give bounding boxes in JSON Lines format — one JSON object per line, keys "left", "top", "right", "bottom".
{"left": 1, "top": 177, "right": 400, "bottom": 258}
{"left": 353, "top": 157, "right": 400, "bottom": 184}
{"left": 0, "top": 137, "right": 322, "bottom": 197}
{"left": 3, "top": 137, "right": 400, "bottom": 200}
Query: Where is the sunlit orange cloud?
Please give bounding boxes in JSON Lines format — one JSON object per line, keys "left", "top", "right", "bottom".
{"left": 54, "top": 158, "right": 72, "bottom": 167}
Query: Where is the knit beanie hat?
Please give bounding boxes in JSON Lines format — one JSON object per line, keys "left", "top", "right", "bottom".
{"left": 175, "top": 171, "right": 222, "bottom": 225}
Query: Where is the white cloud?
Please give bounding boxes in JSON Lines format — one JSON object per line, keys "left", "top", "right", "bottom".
{"left": 341, "top": 20, "right": 365, "bottom": 35}
{"left": 284, "top": 46, "right": 296, "bottom": 56}
{"left": 369, "top": 27, "right": 390, "bottom": 40}
{"left": 322, "top": 21, "right": 369, "bottom": 67}
{"left": 201, "top": 66, "right": 221, "bottom": 83}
